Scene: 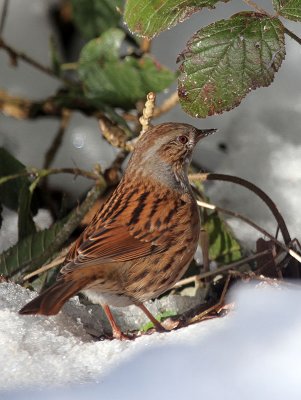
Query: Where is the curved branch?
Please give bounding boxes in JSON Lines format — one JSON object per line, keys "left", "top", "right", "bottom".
{"left": 191, "top": 173, "right": 291, "bottom": 245}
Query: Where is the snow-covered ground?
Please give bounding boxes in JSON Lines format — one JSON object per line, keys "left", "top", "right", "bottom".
{"left": 2, "top": 281, "right": 301, "bottom": 399}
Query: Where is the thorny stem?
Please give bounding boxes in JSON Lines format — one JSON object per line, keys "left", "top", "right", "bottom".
{"left": 0, "top": 37, "right": 72, "bottom": 86}
{"left": 0, "top": 0, "right": 9, "bottom": 36}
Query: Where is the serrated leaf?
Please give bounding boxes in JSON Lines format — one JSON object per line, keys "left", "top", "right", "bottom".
{"left": 273, "top": 0, "right": 301, "bottom": 21}
{"left": 0, "top": 217, "right": 66, "bottom": 277}
{"left": 78, "top": 29, "right": 175, "bottom": 109}
{"left": 71, "top": 0, "right": 123, "bottom": 39}
{"left": 203, "top": 212, "right": 241, "bottom": 263}
{"left": 124, "top": 0, "right": 229, "bottom": 39}
{"left": 0, "top": 183, "right": 106, "bottom": 278}
{"left": 177, "top": 13, "right": 285, "bottom": 118}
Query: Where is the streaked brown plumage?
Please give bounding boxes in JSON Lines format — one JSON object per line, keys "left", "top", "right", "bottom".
{"left": 19, "top": 122, "right": 216, "bottom": 339}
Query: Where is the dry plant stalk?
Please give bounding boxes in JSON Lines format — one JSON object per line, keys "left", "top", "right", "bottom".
{"left": 153, "top": 91, "right": 179, "bottom": 118}
{"left": 139, "top": 92, "right": 156, "bottom": 134}
{"left": 98, "top": 116, "right": 134, "bottom": 151}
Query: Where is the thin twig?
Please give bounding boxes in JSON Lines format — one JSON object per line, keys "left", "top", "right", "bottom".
{"left": 44, "top": 109, "right": 71, "bottom": 168}
{"left": 23, "top": 253, "right": 67, "bottom": 281}
{"left": 242, "top": 0, "right": 301, "bottom": 46}
{"left": 0, "top": 0, "right": 9, "bottom": 36}
{"left": 174, "top": 250, "right": 271, "bottom": 287}
{"left": 153, "top": 91, "right": 179, "bottom": 118}
{"left": 140, "top": 37, "right": 152, "bottom": 53}
{"left": 184, "top": 274, "right": 232, "bottom": 326}
{"left": 0, "top": 37, "right": 72, "bottom": 85}
{"left": 190, "top": 172, "right": 291, "bottom": 245}
{"left": 0, "top": 89, "right": 106, "bottom": 120}
{"left": 196, "top": 199, "right": 301, "bottom": 264}
{"left": 284, "top": 27, "right": 301, "bottom": 46}
{"left": 242, "top": 0, "right": 270, "bottom": 15}
{"left": 0, "top": 167, "right": 101, "bottom": 186}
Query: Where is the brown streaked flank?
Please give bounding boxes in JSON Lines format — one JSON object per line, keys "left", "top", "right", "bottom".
{"left": 19, "top": 122, "right": 216, "bottom": 340}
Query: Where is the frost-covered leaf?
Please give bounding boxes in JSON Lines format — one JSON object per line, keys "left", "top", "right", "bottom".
{"left": 124, "top": 0, "right": 229, "bottom": 39}
{"left": 203, "top": 212, "right": 241, "bottom": 263}
{"left": 71, "top": 0, "right": 123, "bottom": 39}
{"left": 273, "top": 0, "right": 301, "bottom": 21}
{"left": 177, "top": 12, "right": 285, "bottom": 117}
{"left": 78, "top": 29, "right": 175, "bottom": 109}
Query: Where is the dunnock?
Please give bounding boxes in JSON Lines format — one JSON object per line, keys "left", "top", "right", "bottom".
{"left": 19, "top": 122, "right": 216, "bottom": 339}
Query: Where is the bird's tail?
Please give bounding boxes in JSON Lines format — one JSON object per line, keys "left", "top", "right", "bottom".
{"left": 19, "top": 277, "right": 89, "bottom": 316}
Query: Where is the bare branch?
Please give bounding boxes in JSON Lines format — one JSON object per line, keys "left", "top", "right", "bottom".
{"left": 44, "top": 109, "right": 71, "bottom": 168}
{"left": 0, "top": 37, "right": 72, "bottom": 85}
{"left": 0, "top": 0, "right": 9, "bottom": 36}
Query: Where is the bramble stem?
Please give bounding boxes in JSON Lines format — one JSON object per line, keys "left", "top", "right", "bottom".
{"left": 0, "top": 37, "right": 72, "bottom": 85}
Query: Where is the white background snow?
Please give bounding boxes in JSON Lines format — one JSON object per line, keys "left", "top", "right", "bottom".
{"left": 1, "top": 0, "right": 301, "bottom": 398}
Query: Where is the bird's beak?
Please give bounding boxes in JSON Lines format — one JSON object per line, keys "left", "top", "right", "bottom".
{"left": 195, "top": 128, "right": 217, "bottom": 142}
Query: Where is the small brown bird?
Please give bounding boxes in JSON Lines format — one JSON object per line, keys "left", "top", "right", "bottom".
{"left": 19, "top": 122, "right": 215, "bottom": 339}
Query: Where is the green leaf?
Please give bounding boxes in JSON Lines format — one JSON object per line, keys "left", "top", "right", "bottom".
{"left": 203, "top": 212, "right": 241, "bottom": 263}
{"left": 124, "top": 0, "right": 229, "bottom": 39}
{"left": 0, "top": 148, "right": 37, "bottom": 239}
{"left": 140, "top": 310, "right": 177, "bottom": 332}
{"left": 0, "top": 148, "right": 27, "bottom": 210}
{"left": 0, "top": 183, "right": 106, "bottom": 278}
{"left": 71, "top": 0, "right": 123, "bottom": 39}
{"left": 49, "top": 36, "right": 62, "bottom": 76}
{"left": 0, "top": 217, "right": 66, "bottom": 277}
{"left": 273, "top": 0, "right": 301, "bottom": 21}
{"left": 78, "top": 29, "right": 175, "bottom": 109}
{"left": 17, "top": 182, "right": 36, "bottom": 240}
{"left": 79, "top": 28, "right": 124, "bottom": 63}
{"left": 177, "top": 12, "right": 285, "bottom": 117}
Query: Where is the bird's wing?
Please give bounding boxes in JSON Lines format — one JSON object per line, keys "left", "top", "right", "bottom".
{"left": 61, "top": 187, "right": 184, "bottom": 274}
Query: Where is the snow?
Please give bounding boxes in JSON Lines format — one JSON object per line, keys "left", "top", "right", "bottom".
{"left": 2, "top": 281, "right": 301, "bottom": 399}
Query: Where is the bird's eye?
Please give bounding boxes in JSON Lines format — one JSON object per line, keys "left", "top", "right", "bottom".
{"left": 177, "top": 135, "right": 188, "bottom": 144}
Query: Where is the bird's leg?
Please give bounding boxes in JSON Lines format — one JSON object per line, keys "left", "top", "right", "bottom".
{"left": 136, "top": 303, "right": 168, "bottom": 333}
{"left": 102, "top": 304, "right": 132, "bottom": 340}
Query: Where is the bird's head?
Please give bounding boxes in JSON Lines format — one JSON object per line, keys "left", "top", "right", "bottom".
{"left": 127, "top": 122, "right": 216, "bottom": 188}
